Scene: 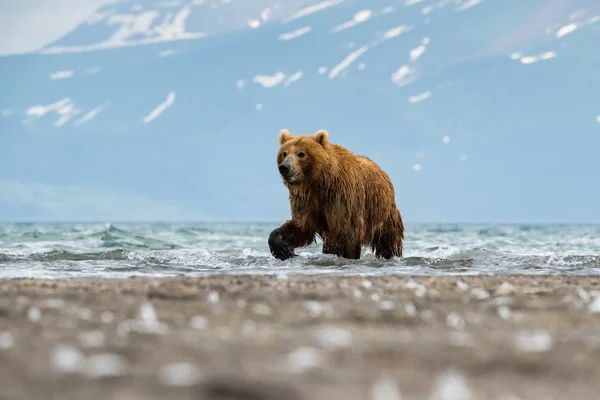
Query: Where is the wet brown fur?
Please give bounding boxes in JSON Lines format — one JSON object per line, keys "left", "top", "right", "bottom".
{"left": 269, "top": 129, "right": 404, "bottom": 260}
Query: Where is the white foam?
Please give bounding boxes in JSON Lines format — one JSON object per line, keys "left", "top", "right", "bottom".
{"left": 456, "top": 0, "right": 481, "bottom": 11}
{"left": 332, "top": 10, "right": 372, "bottom": 33}
{"left": 253, "top": 72, "right": 286, "bottom": 88}
{"left": 279, "top": 26, "right": 312, "bottom": 40}
{"left": 143, "top": 91, "right": 176, "bottom": 123}
{"left": 284, "top": 0, "right": 346, "bottom": 23}
{"left": 284, "top": 71, "right": 303, "bottom": 87}
{"left": 409, "top": 91, "right": 431, "bottom": 103}
{"left": 49, "top": 70, "right": 74, "bottom": 80}
{"left": 328, "top": 46, "right": 369, "bottom": 79}
{"left": 74, "top": 102, "right": 109, "bottom": 127}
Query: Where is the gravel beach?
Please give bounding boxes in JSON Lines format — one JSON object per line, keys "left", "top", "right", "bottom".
{"left": 1, "top": 274, "right": 600, "bottom": 400}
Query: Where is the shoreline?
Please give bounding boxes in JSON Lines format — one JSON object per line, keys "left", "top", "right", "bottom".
{"left": 1, "top": 274, "right": 600, "bottom": 399}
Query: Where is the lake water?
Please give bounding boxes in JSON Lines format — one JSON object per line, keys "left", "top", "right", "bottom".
{"left": 1, "top": 222, "right": 599, "bottom": 279}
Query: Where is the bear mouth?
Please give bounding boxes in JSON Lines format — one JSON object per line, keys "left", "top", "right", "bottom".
{"left": 282, "top": 173, "right": 299, "bottom": 183}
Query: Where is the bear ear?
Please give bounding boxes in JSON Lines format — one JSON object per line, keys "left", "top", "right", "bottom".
{"left": 279, "top": 129, "right": 293, "bottom": 145}
{"left": 314, "top": 129, "right": 330, "bottom": 146}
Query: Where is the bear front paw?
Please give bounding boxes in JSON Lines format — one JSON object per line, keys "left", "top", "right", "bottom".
{"left": 268, "top": 229, "right": 296, "bottom": 261}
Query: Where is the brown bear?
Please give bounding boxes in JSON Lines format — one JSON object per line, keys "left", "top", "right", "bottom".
{"left": 268, "top": 128, "right": 405, "bottom": 261}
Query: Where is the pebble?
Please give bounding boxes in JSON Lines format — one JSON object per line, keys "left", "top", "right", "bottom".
{"left": 189, "top": 315, "right": 209, "bottom": 330}
{"left": 314, "top": 325, "right": 352, "bottom": 349}
{"left": 51, "top": 344, "right": 85, "bottom": 373}
{"left": 0, "top": 331, "right": 13, "bottom": 349}
{"left": 207, "top": 291, "right": 220, "bottom": 304}
{"left": 101, "top": 311, "right": 114, "bottom": 324}
{"left": 429, "top": 369, "right": 472, "bottom": 400}
{"left": 27, "top": 307, "right": 41, "bottom": 323}
{"left": 514, "top": 330, "right": 552, "bottom": 352}
{"left": 470, "top": 288, "right": 490, "bottom": 301}
{"left": 78, "top": 331, "right": 106, "bottom": 348}
{"left": 286, "top": 346, "right": 325, "bottom": 373}
{"left": 157, "top": 362, "right": 202, "bottom": 387}
{"left": 446, "top": 313, "right": 465, "bottom": 330}
{"left": 404, "top": 302, "right": 417, "bottom": 317}
{"left": 371, "top": 375, "right": 402, "bottom": 400}
{"left": 494, "top": 282, "right": 516, "bottom": 296}
{"left": 85, "top": 353, "right": 129, "bottom": 379}
{"left": 588, "top": 296, "right": 600, "bottom": 313}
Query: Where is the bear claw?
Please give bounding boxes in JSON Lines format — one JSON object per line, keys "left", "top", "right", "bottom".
{"left": 268, "top": 230, "right": 296, "bottom": 261}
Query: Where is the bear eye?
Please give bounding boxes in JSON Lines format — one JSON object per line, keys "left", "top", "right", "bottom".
{"left": 298, "top": 152, "right": 305, "bottom": 158}
{"left": 282, "top": 152, "right": 287, "bottom": 157}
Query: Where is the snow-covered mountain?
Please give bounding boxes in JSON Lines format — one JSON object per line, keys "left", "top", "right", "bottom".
{"left": 1, "top": 0, "right": 599, "bottom": 223}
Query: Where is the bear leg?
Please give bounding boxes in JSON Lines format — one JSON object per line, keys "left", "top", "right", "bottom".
{"left": 322, "top": 237, "right": 361, "bottom": 259}
{"left": 269, "top": 219, "right": 316, "bottom": 261}
{"left": 371, "top": 209, "right": 405, "bottom": 259}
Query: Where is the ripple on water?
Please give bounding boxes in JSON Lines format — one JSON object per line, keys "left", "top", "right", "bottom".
{"left": 0, "top": 222, "right": 600, "bottom": 278}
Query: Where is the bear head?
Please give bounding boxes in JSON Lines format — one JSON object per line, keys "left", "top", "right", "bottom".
{"left": 276, "top": 129, "right": 330, "bottom": 185}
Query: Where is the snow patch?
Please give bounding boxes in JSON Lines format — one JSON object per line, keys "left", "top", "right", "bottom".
{"left": 253, "top": 72, "right": 286, "bottom": 88}
{"left": 410, "top": 37, "right": 430, "bottom": 62}
{"left": 248, "top": 19, "right": 261, "bottom": 28}
{"left": 279, "top": 26, "right": 312, "bottom": 40}
{"left": 49, "top": 70, "right": 74, "bottom": 80}
{"left": 404, "top": 0, "right": 425, "bottom": 6}
{"left": 456, "top": 0, "right": 482, "bottom": 11}
{"left": 332, "top": 10, "right": 372, "bottom": 33}
{"left": 24, "top": 97, "right": 80, "bottom": 127}
{"left": 383, "top": 25, "right": 412, "bottom": 40}
{"left": 409, "top": 91, "right": 431, "bottom": 103}
{"left": 74, "top": 102, "right": 109, "bottom": 127}
{"left": 284, "top": 0, "right": 346, "bottom": 23}
{"left": 159, "top": 49, "right": 177, "bottom": 57}
{"left": 519, "top": 51, "right": 557, "bottom": 64}
{"left": 391, "top": 65, "right": 417, "bottom": 87}
{"left": 143, "top": 92, "right": 176, "bottom": 123}
{"left": 556, "top": 23, "right": 577, "bottom": 38}
{"left": 284, "top": 71, "right": 303, "bottom": 87}
{"left": 328, "top": 46, "right": 369, "bottom": 79}
{"left": 41, "top": 7, "right": 205, "bottom": 54}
